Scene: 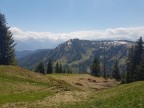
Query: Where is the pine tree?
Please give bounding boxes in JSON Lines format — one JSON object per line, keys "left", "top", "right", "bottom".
{"left": 59, "top": 63, "right": 63, "bottom": 73}
{"left": 35, "top": 62, "right": 45, "bottom": 74}
{"left": 134, "top": 37, "right": 143, "bottom": 66}
{"left": 132, "top": 37, "right": 143, "bottom": 81}
{"left": 55, "top": 62, "right": 59, "bottom": 73}
{"left": 126, "top": 46, "right": 135, "bottom": 83}
{"left": 90, "top": 57, "right": 100, "bottom": 77}
{"left": 134, "top": 37, "right": 143, "bottom": 81}
{"left": 63, "top": 69, "right": 65, "bottom": 73}
{"left": 126, "top": 37, "right": 144, "bottom": 83}
{"left": 65, "top": 65, "right": 72, "bottom": 74}
{"left": 67, "top": 65, "right": 70, "bottom": 74}
{"left": 0, "top": 13, "right": 16, "bottom": 65}
{"left": 112, "top": 59, "right": 121, "bottom": 81}
{"left": 47, "top": 59, "right": 53, "bottom": 74}
{"left": 137, "top": 54, "right": 144, "bottom": 81}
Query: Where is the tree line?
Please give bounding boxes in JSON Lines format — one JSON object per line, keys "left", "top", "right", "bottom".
{"left": 35, "top": 59, "right": 72, "bottom": 74}
{"left": 126, "top": 37, "right": 144, "bottom": 83}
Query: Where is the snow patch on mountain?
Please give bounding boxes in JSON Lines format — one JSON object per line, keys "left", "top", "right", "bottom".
{"left": 67, "top": 40, "right": 72, "bottom": 46}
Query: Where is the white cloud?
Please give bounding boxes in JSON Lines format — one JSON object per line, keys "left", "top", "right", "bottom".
{"left": 10, "top": 26, "right": 144, "bottom": 42}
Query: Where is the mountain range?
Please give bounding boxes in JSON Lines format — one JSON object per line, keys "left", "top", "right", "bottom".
{"left": 17, "top": 39, "right": 134, "bottom": 74}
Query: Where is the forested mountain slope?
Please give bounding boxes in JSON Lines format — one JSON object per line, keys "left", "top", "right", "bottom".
{"left": 17, "top": 39, "right": 134, "bottom": 73}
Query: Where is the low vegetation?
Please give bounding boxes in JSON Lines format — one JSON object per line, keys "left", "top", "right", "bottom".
{"left": 0, "top": 66, "right": 74, "bottom": 107}
{"left": 60, "top": 81, "right": 144, "bottom": 108}
{"left": 47, "top": 74, "right": 119, "bottom": 91}
{"left": 0, "top": 66, "right": 144, "bottom": 108}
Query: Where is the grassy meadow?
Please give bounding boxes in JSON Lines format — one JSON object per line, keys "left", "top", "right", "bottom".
{"left": 0, "top": 66, "right": 144, "bottom": 108}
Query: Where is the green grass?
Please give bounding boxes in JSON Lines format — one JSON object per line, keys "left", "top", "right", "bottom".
{"left": 1, "top": 66, "right": 144, "bottom": 108}
{"left": 0, "top": 66, "right": 74, "bottom": 106}
{"left": 0, "top": 66, "right": 51, "bottom": 85}
{"left": 0, "top": 90, "right": 53, "bottom": 105}
{"left": 59, "top": 81, "right": 144, "bottom": 108}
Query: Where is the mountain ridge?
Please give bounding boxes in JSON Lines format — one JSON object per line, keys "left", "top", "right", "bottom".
{"left": 17, "top": 39, "right": 134, "bottom": 73}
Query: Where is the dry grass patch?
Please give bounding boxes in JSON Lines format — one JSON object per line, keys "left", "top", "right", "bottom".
{"left": 48, "top": 74, "right": 119, "bottom": 91}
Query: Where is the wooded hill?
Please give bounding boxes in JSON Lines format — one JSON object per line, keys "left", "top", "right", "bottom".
{"left": 17, "top": 39, "right": 134, "bottom": 74}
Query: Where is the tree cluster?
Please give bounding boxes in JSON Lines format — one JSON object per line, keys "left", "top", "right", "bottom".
{"left": 90, "top": 56, "right": 121, "bottom": 81}
{"left": 35, "top": 59, "right": 53, "bottom": 74}
{"left": 126, "top": 37, "right": 144, "bottom": 83}
{"left": 55, "top": 62, "right": 72, "bottom": 73}
{"left": 90, "top": 38, "right": 144, "bottom": 82}
{"left": 55, "top": 62, "right": 62, "bottom": 73}
{"left": 35, "top": 62, "right": 45, "bottom": 74}
{"left": 35, "top": 60, "right": 72, "bottom": 74}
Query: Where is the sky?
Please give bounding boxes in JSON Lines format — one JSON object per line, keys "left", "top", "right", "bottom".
{"left": 0, "top": 0, "right": 144, "bottom": 50}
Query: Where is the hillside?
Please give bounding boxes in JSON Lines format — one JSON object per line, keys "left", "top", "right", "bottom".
{"left": 17, "top": 39, "right": 134, "bottom": 73}
{"left": 0, "top": 66, "right": 144, "bottom": 108}
{"left": 0, "top": 66, "right": 74, "bottom": 107}
{"left": 17, "top": 49, "right": 52, "bottom": 70}
{"left": 59, "top": 81, "right": 144, "bottom": 108}
{"left": 15, "top": 50, "right": 34, "bottom": 59}
{"left": 0, "top": 67, "right": 143, "bottom": 108}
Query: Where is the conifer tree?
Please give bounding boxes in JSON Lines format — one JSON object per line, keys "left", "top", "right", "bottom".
{"left": 0, "top": 13, "right": 16, "bottom": 65}
{"left": 35, "top": 62, "right": 45, "bottom": 74}
{"left": 59, "top": 63, "right": 63, "bottom": 73}
{"left": 134, "top": 37, "right": 143, "bottom": 66}
{"left": 55, "top": 62, "right": 59, "bottom": 73}
{"left": 66, "top": 65, "right": 70, "bottom": 74}
{"left": 126, "top": 46, "right": 135, "bottom": 83}
{"left": 47, "top": 59, "right": 53, "bottom": 74}
{"left": 112, "top": 59, "right": 121, "bottom": 81}
{"left": 126, "top": 37, "right": 144, "bottom": 83}
{"left": 65, "top": 65, "right": 72, "bottom": 74}
{"left": 90, "top": 57, "right": 100, "bottom": 77}
{"left": 134, "top": 37, "right": 143, "bottom": 80}
{"left": 137, "top": 54, "right": 144, "bottom": 81}
{"left": 134, "top": 37, "right": 143, "bottom": 81}
{"left": 63, "top": 69, "right": 65, "bottom": 73}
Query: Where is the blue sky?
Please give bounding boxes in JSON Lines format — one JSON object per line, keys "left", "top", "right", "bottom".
{"left": 1, "top": 0, "right": 144, "bottom": 33}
